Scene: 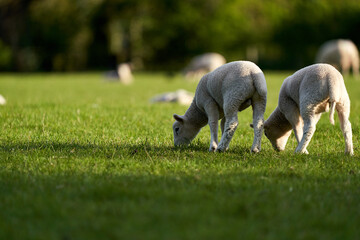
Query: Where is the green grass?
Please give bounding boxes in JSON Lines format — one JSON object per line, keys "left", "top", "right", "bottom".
{"left": 0, "top": 71, "right": 359, "bottom": 240}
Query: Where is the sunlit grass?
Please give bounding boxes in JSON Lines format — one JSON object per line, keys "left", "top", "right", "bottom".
{"left": 0, "top": 71, "right": 359, "bottom": 239}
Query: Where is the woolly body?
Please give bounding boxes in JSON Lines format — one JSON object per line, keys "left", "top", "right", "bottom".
{"left": 173, "top": 61, "right": 267, "bottom": 153}
{"left": 316, "top": 39, "right": 359, "bottom": 77}
{"left": 264, "top": 63, "right": 353, "bottom": 155}
{"left": 183, "top": 53, "right": 226, "bottom": 80}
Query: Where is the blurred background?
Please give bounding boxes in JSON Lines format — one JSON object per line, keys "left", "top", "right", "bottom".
{"left": 0, "top": 0, "right": 360, "bottom": 72}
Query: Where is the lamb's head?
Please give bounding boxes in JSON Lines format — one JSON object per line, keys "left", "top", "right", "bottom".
{"left": 263, "top": 107, "right": 292, "bottom": 151}
{"left": 264, "top": 122, "right": 291, "bottom": 151}
{"left": 173, "top": 114, "right": 201, "bottom": 146}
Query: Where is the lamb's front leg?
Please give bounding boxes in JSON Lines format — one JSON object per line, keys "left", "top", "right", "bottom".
{"left": 295, "top": 113, "right": 320, "bottom": 154}
{"left": 220, "top": 117, "right": 226, "bottom": 135}
{"left": 205, "top": 104, "right": 220, "bottom": 152}
{"left": 217, "top": 114, "right": 238, "bottom": 152}
{"left": 208, "top": 118, "right": 219, "bottom": 152}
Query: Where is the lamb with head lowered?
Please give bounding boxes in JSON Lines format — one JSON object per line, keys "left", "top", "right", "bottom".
{"left": 262, "top": 63, "right": 353, "bottom": 155}
{"left": 173, "top": 61, "right": 267, "bottom": 153}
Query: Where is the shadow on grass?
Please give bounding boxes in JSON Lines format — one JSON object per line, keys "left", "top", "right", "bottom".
{"left": 0, "top": 139, "right": 257, "bottom": 160}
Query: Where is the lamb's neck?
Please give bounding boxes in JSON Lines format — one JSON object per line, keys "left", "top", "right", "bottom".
{"left": 184, "top": 101, "right": 208, "bottom": 128}
{"left": 268, "top": 107, "right": 292, "bottom": 133}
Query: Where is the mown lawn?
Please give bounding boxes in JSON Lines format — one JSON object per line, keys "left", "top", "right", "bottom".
{"left": 0, "top": 71, "right": 359, "bottom": 240}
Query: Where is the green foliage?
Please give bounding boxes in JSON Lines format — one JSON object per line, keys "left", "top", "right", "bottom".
{"left": 0, "top": 40, "right": 12, "bottom": 69}
{"left": 1, "top": 0, "right": 360, "bottom": 71}
{"left": 0, "top": 72, "right": 359, "bottom": 239}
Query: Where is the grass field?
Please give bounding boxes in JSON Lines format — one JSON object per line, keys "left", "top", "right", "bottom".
{"left": 0, "top": 71, "right": 359, "bottom": 240}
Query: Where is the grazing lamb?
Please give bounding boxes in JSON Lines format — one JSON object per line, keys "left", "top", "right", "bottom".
{"left": 315, "top": 39, "right": 359, "bottom": 77}
{"left": 183, "top": 53, "right": 226, "bottom": 80}
{"left": 263, "top": 64, "right": 353, "bottom": 155}
{"left": 173, "top": 61, "right": 267, "bottom": 153}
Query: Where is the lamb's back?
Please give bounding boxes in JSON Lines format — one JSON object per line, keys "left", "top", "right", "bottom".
{"left": 207, "top": 61, "right": 261, "bottom": 94}
{"left": 282, "top": 64, "right": 344, "bottom": 105}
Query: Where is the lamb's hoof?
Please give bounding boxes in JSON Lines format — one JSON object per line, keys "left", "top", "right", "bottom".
{"left": 251, "top": 147, "right": 260, "bottom": 153}
{"left": 295, "top": 148, "right": 309, "bottom": 154}
{"left": 345, "top": 150, "right": 354, "bottom": 156}
{"left": 209, "top": 146, "right": 217, "bottom": 152}
{"left": 215, "top": 145, "right": 227, "bottom": 153}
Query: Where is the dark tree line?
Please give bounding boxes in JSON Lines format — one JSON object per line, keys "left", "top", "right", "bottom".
{"left": 0, "top": 0, "right": 360, "bottom": 71}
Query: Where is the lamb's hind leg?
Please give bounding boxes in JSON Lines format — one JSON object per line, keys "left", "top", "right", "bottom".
{"left": 337, "top": 105, "right": 353, "bottom": 155}
{"left": 251, "top": 95, "right": 266, "bottom": 153}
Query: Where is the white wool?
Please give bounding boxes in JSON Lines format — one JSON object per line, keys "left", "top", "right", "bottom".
{"left": 264, "top": 63, "right": 353, "bottom": 155}
{"left": 173, "top": 61, "right": 267, "bottom": 153}
{"left": 150, "top": 89, "right": 194, "bottom": 105}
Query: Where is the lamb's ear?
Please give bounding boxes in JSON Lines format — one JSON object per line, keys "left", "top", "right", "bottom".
{"left": 249, "top": 123, "right": 254, "bottom": 128}
{"left": 173, "top": 114, "right": 184, "bottom": 123}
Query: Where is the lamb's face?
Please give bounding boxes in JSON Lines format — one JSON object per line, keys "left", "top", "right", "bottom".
{"left": 264, "top": 123, "right": 291, "bottom": 151}
{"left": 173, "top": 115, "right": 200, "bottom": 146}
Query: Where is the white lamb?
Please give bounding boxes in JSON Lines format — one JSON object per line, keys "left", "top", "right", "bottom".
{"left": 262, "top": 64, "right": 353, "bottom": 155}
{"left": 173, "top": 61, "right": 267, "bottom": 153}
{"left": 183, "top": 53, "right": 226, "bottom": 80}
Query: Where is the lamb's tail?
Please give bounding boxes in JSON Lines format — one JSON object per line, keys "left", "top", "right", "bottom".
{"left": 329, "top": 101, "right": 336, "bottom": 125}
{"left": 252, "top": 71, "right": 267, "bottom": 101}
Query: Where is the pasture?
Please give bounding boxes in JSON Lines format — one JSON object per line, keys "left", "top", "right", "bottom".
{"left": 0, "top": 72, "right": 359, "bottom": 239}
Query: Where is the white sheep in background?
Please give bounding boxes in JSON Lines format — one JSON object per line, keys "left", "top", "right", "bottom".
{"left": 0, "top": 94, "right": 6, "bottom": 105}
{"left": 173, "top": 61, "right": 267, "bottom": 153}
{"left": 117, "top": 63, "right": 133, "bottom": 84}
{"left": 263, "top": 64, "right": 353, "bottom": 155}
{"left": 315, "top": 39, "right": 359, "bottom": 77}
{"left": 183, "top": 53, "right": 226, "bottom": 81}
{"left": 104, "top": 63, "right": 133, "bottom": 84}
{"left": 150, "top": 89, "right": 194, "bottom": 105}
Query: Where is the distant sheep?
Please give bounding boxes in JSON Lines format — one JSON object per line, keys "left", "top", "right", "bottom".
{"left": 0, "top": 94, "right": 5, "bottom": 105}
{"left": 183, "top": 53, "right": 226, "bottom": 80}
{"left": 173, "top": 61, "right": 267, "bottom": 153}
{"left": 104, "top": 63, "right": 133, "bottom": 84}
{"left": 117, "top": 63, "right": 133, "bottom": 84}
{"left": 263, "top": 64, "right": 353, "bottom": 155}
{"left": 150, "top": 89, "right": 194, "bottom": 105}
{"left": 315, "top": 39, "right": 359, "bottom": 77}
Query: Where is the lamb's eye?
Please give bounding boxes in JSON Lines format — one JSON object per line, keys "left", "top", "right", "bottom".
{"left": 175, "top": 127, "right": 180, "bottom": 135}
